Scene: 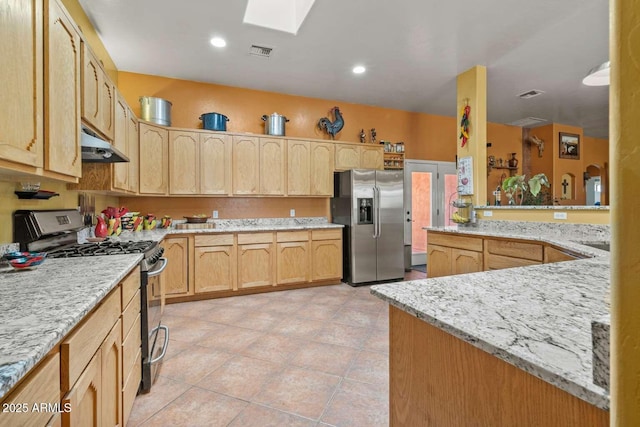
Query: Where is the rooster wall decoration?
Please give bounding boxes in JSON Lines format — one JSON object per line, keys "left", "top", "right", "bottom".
{"left": 318, "top": 106, "right": 344, "bottom": 139}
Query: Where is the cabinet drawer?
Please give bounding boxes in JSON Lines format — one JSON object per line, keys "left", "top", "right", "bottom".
{"left": 121, "top": 266, "right": 140, "bottom": 308}
{"left": 428, "top": 232, "right": 483, "bottom": 252}
{"left": 61, "top": 287, "right": 121, "bottom": 392}
{"left": 238, "top": 232, "right": 273, "bottom": 244}
{"left": 122, "top": 348, "right": 142, "bottom": 426}
{"left": 0, "top": 353, "right": 60, "bottom": 427}
{"left": 311, "top": 229, "right": 342, "bottom": 241}
{"left": 485, "top": 253, "right": 541, "bottom": 270}
{"left": 122, "top": 314, "right": 141, "bottom": 382}
{"left": 544, "top": 245, "right": 582, "bottom": 263}
{"left": 277, "top": 230, "right": 309, "bottom": 242}
{"left": 195, "top": 234, "right": 234, "bottom": 246}
{"left": 122, "top": 289, "right": 140, "bottom": 338}
{"left": 485, "top": 239, "right": 543, "bottom": 261}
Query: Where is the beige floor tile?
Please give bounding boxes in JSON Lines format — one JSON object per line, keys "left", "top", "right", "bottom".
{"left": 162, "top": 338, "right": 192, "bottom": 361}
{"left": 164, "top": 317, "right": 218, "bottom": 344}
{"left": 199, "top": 305, "right": 248, "bottom": 325}
{"left": 240, "top": 333, "right": 307, "bottom": 364}
{"left": 196, "top": 355, "right": 283, "bottom": 400}
{"left": 374, "top": 309, "right": 390, "bottom": 332}
{"left": 289, "top": 341, "right": 358, "bottom": 376}
{"left": 363, "top": 327, "right": 389, "bottom": 354}
{"left": 310, "top": 293, "right": 350, "bottom": 307}
{"left": 292, "top": 303, "right": 342, "bottom": 321}
{"left": 253, "top": 366, "right": 340, "bottom": 420}
{"left": 160, "top": 345, "right": 232, "bottom": 385}
{"left": 127, "top": 376, "right": 190, "bottom": 426}
{"left": 314, "top": 322, "right": 372, "bottom": 349}
{"left": 345, "top": 350, "right": 389, "bottom": 385}
{"left": 339, "top": 378, "right": 389, "bottom": 399}
{"left": 261, "top": 300, "right": 305, "bottom": 315}
{"left": 197, "top": 323, "right": 263, "bottom": 352}
{"left": 233, "top": 311, "right": 285, "bottom": 331}
{"left": 140, "top": 387, "right": 247, "bottom": 427}
{"left": 271, "top": 317, "right": 326, "bottom": 339}
{"left": 342, "top": 296, "right": 386, "bottom": 314}
{"left": 164, "top": 299, "right": 226, "bottom": 318}
{"left": 228, "top": 403, "right": 317, "bottom": 427}
{"left": 320, "top": 387, "right": 388, "bottom": 427}
{"left": 331, "top": 307, "right": 380, "bottom": 328}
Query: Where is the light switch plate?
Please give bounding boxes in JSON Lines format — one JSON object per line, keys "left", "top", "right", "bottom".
{"left": 483, "top": 211, "right": 493, "bottom": 217}
{"left": 290, "top": 209, "right": 296, "bottom": 217}
{"left": 213, "top": 210, "right": 219, "bottom": 219}
{"left": 553, "top": 212, "right": 568, "bottom": 220}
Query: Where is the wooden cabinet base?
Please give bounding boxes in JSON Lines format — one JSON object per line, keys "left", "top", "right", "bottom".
{"left": 165, "top": 279, "right": 340, "bottom": 304}
{"left": 389, "top": 306, "right": 609, "bottom": 427}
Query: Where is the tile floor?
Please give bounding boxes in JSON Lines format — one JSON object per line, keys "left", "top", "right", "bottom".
{"left": 129, "top": 269, "right": 425, "bottom": 427}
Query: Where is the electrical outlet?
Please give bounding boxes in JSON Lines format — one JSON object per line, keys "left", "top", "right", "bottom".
{"left": 212, "top": 210, "right": 219, "bottom": 219}
{"left": 290, "top": 209, "right": 296, "bottom": 217}
{"left": 483, "top": 211, "right": 493, "bottom": 217}
{"left": 553, "top": 212, "right": 568, "bottom": 220}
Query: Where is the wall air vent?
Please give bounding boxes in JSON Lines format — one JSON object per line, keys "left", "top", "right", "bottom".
{"left": 507, "top": 117, "right": 548, "bottom": 127}
{"left": 518, "top": 89, "right": 545, "bottom": 99}
{"left": 249, "top": 45, "right": 273, "bottom": 58}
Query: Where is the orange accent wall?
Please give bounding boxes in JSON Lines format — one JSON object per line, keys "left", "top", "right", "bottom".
{"left": 583, "top": 135, "right": 609, "bottom": 204}
{"left": 486, "top": 123, "right": 524, "bottom": 204}
{"left": 553, "top": 124, "right": 585, "bottom": 205}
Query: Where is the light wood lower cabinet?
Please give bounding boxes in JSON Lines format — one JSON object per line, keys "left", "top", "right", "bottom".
{"left": 426, "top": 244, "right": 452, "bottom": 278}
{"left": 238, "top": 233, "right": 275, "bottom": 288}
{"left": 162, "top": 237, "right": 190, "bottom": 296}
{"left": 62, "top": 351, "right": 102, "bottom": 427}
{"left": 451, "top": 248, "right": 483, "bottom": 275}
{"left": 310, "top": 230, "right": 342, "bottom": 282}
{"left": 276, "top": 231, "right": 310, "bottom": 284}
{"left": 100, "top": 320, "right": 122, "bottom": 427}
{"left": 194, "top": 234, "right": 237, "bottom": 293}
{"left": 544, "top": 245, "right": 580, "bottom": 263}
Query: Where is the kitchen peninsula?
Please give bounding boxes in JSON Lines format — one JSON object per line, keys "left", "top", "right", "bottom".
{"left": 371, "top": 221, "right": 611, "bottom": 426}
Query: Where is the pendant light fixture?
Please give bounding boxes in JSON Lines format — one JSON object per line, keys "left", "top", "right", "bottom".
{"left": 582, "top": 61, "right": 610, "bottom": 86}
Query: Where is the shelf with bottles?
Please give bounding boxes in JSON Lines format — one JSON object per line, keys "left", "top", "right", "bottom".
{"left": 384, "top": 152, "right": 404, "bottom": 169}
{"left": 487, "top": 153, "right": 519, "bottom": 176}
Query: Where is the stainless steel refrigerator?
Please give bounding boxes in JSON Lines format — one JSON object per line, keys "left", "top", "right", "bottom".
{"left": 332, "top": 169, "right": 404, "bottom": 285}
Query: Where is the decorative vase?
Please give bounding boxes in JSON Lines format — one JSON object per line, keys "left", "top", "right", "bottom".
{"left": 508, "top": 153, "right": 518, "bottom": 168}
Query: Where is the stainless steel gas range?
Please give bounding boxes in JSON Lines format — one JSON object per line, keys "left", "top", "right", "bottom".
{"left": 13, "top": 209, "right": 169, "bottom": 394}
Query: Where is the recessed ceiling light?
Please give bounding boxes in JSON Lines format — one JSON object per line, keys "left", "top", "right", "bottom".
{"left": 353, "top": 65, "right": 366, "bottom": 74}
{"left": 210, "top": 37, "right": 227, "bottom": 48}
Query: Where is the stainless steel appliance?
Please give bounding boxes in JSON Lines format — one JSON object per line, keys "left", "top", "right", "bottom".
{"left": 81, "top": 125, "right": 129, "bottom": 163}
{"left": 13, "top": 209, "right": 169, "bottom": 394}
{"left": 261, "top": 112, "right": 289, "bottom": 135}
{"left": 331, "top": 170, "right": 404, "bottom": 285}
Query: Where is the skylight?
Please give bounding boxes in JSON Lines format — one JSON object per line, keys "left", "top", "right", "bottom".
{"left": 243, "top": 0, "right": 316, "bottom": 35}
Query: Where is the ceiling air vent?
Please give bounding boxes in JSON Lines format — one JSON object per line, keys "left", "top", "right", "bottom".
{"left": 249, "top": 45, "right": 273, "bottom": 58}
{"left": 508, "top": 117, "right": 548, "bottom": 127}
{"left": 518, "top": 89, "right": 545, "bottom": 99}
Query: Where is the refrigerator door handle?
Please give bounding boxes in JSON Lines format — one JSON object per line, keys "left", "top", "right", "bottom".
{"left": 374, "top": 186, "right": 381, "bottom": 238}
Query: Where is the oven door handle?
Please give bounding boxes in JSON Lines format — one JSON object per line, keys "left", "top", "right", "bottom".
{"left": 147, "top": 257, "right": 168, "bottom": 277}
{"left": 149, "top": 324, "right": 169, "bottom": 365}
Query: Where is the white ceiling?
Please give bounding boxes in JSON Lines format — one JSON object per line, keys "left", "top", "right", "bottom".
{"left": 79, "top": 0, "right": 610, "bottom": 138}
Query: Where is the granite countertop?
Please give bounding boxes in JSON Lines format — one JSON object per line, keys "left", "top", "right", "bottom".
{"left": 0, "top": 254, "right": 142, "bottom": 400}
{"left": 476, "top": 205, "right": 610, "bottom": 210}
{"left": 372, "top": 221, "right": 611, "bottom": 410}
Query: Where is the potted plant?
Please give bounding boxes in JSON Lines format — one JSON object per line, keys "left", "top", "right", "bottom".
{"left": 502, "top": 173, "right": 550, "bottom": 205}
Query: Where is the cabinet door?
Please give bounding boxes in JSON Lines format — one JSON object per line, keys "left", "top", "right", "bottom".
{"left": 62, "top": 351, "right": 101, "bottom": 427}
{"left": 334, "top": 143, "right": 360, "bottom": 171}
{"left": 126, "top": 111, "right": 139, "bottom": 193}
{"left": 426, "top": 244, "right": 451, "bottom": 278}
{"left": 232, "top": 136, "right": 260, "bottom": 195}
{"left": 162, "top": 237, "right": 190, "bottom": 296}
{"left": 287, "top": 140, "right": 310, "bottom": 196}
{"left": 169, "top": 130, "right": 199, "bottom": 194}
{"left": 0, "top": 0, "right": 43, "bottom": 168}
{"left": 99, "top": 79, "right": 115, "bottom": 140}
{"left": 451, "top": 248, "right": 483, "bottom": 275}
{"left": 45, "top": 0, "right": 81, "bottom": 179}
{"left": 544, "top": 245, "right": 579, "bottom": 263}
{"left": 195, "top": 245, "right": 237, "bottom": 293}
{"left": 81, "top": 43, "right": 100, "bottom": 132}
{"left": 238, "top": 243, "right": 274, "bottom": 288}
{"left": 361, "top": 146, "right": 384, "bottom": 170}
{"left": 112, "top": 94, "right": 128, "bottom": 191}
{"left": 200, "top": 133, "right": 231, "bottom": 195}
{"left": 311, "top": 142, "right": 334, "bottom": 196}
{"left": 277, "top": 241, "right": 309, "bottom": 284}
{"left": 138, "top": 123, "right": 168, "bottom": 195}
{"left": 259, "top": 137, "right": 285, "bottom": 195}
{"left": 101, "top": 320, "right": 122, "bottom": 427}
{"left": 311, "top": 239, "right": 342, "bottom": 281}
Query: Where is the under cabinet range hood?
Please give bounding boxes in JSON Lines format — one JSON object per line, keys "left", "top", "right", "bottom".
{"left": 81, "top": 125, "right": 129, "bottom": 163}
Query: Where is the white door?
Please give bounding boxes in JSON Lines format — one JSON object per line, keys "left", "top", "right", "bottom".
{"left": 404, "top": 160, "right": 457, "bottom": 266}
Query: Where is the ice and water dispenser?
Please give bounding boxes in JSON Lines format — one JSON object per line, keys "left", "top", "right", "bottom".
{"left": 358, "top": 198, "right": 373, "bottom": 224}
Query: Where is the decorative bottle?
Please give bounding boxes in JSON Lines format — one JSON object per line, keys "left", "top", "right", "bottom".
{"left": 508, "top": 153, "right": 518, "bottom": 168}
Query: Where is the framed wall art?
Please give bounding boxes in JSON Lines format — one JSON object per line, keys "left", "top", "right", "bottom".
{"left": 559, "top": 132, "right": 580, "bottom": 160}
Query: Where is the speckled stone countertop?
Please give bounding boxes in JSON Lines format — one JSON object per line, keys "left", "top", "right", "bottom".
{"left": 0, "top": 254, "right": 142, "bottom": 400}
{"left": 476, "top": 205, "right": 610, "bottom": 210}
{"left": 372, "top": 220, "right": 611, "bottom": 410}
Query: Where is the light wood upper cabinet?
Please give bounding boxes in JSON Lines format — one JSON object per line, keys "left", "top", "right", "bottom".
{"left": 287, "top": 140, "right": 310, "bottom": 196}
{"left": 45, "top": 0, "right": 82, "bottom": 180}
{"left": 200, "top": 133, "right": 232, "bottom": 195}
{"left": 112, "top": 94, "right": 128, "bottom": 192}
{"left": 311, "top": 142, "right": 334, "bottom": 196}
{"left": 259, "top": 137, "right": 285, "bottom": 195}
{"left": 126, "top": 110, "right": 139, "bottom": 193}
{"left": 232, "top": 135, "right": 260, "bottom": 195}
{"left": 162, "top": 237, "right": 190, "bottom": 296}
{"left": 99, "top": 78, "right": 115, "bottom": 141}
{"left": 81, "top": 42, "right": 115, "bottom": 141}
{"left": 335, "top": 143, "right": 360, "bottom": 171}
{"left": 139, "top": 123, "right": 169, "bottom": 195}
{"left": 0, "top": 0, "right": 44, "bottom": 169}
{"left": 361, "top": 145, "right": 384, "bottom": 169}
{"left": 169, "top": 130, "right": 199, "bottom": 195}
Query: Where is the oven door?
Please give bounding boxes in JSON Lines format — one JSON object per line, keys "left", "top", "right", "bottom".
{"left": 142, "top": 257, "right": 169, "bottom": 393}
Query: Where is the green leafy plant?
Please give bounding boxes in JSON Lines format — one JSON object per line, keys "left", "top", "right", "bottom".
{"left": 502, "top": 173, "right": 550, "bottom": 205}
